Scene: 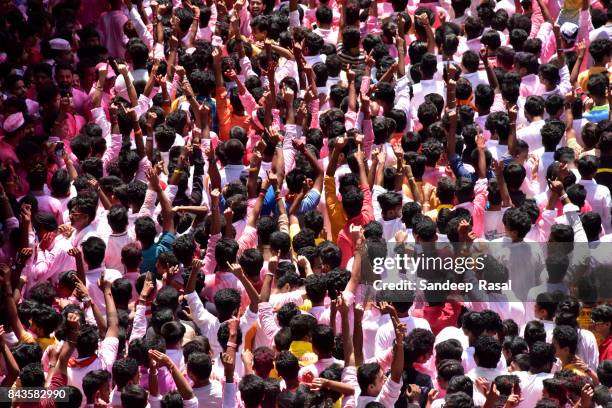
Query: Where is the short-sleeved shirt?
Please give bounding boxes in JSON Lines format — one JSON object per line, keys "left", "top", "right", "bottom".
{"left": 140, "top": 231, "right": 176, "bottom": 276}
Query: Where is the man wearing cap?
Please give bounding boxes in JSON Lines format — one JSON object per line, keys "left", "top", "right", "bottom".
{"left": 0, "top": 112, "right": 27, "bottom": 164}
{"left": 47, "top": 38, "right": 74, "bottom": 67}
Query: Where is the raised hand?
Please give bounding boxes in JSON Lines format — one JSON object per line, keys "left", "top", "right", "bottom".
{"left": 226, "top": 262, "right": 244, "bottom": 277}
{"left": 224, "top": 69, "right": 238, "bottom": 81}
{"left": 336, "top": 294, "right": 349, "bottom": 316}
{"left": 20, "top": 203, "right": 31, "bottom": 224}
{"left": 67, "top": 247, "right": 82, "bottom": 258}
{"left": 417, "top": 13, "right": 430, "bottom": 26}
{"left": 66, "top": 312, "right": 81, "bottom": 334}
{"left": 349, "top": 224, "right": 363, "bottom": 244}
{"left": 210, "top": 188, "right": 221, "bottom": 207}
{"left": 267, "top": 255, "right": 279, "bottom": 274}
{"left": 148, "top": 349, "right": 172, "bottom": 368}
{"left": 18, "top": 247, "right": 33, "bottom": 262}
{"left": 146, "top": 167, "right": 162, "bottom": 192}
{"left": 140, "top": 273, "right": 155, "bottom": 300}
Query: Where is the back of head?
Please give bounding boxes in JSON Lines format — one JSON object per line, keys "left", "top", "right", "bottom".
{"left": 121, "top": 384, "right": 148, "bottom": 408}
{"left": 239, "top": 374, "right": 266, "bottom": 408}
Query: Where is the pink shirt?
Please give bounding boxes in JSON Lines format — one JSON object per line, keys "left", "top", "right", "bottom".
{"left": 98, "top": 10, "right": 128, "bottom": 58}
{"left": 0, "top": 139, "right": 18, "bottom": 163}
{"left": 28, "top": 192, "right": 64, "bottom": 225}
{"left": 453, "top": 178, "right": 488, "bottom": 238}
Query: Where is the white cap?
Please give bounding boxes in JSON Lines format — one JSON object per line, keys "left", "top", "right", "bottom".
{"left": 3, "top": 112, "right": 25, "bottom": 133}
{"left": 49, "top": 38, "right": 71, "bottom": 51}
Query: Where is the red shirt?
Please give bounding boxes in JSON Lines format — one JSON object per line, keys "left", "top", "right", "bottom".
{"left": 337, "top": 183, "right": 374, "bottom": 268}
{"left": 600, "top": 336, "right": 612, "bottom": 362}
{"left": 412, "top": 301, "right": 463, "bottom": 336}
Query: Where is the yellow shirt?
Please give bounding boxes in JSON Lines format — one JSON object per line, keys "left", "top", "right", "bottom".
{"left": 577, "top": 67, "right": 612, "bottom": 92}
{"left": 289, "top": 341, "right": 318, "bottom": 366}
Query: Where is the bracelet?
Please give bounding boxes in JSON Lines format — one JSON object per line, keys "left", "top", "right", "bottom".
{"left": 81, "top": 296, "right": 91, "bottom": 303}
{"left": 559, "top": 193, "right": 568, "bottom": 201}
{"left": 174, "top": 169, "right": 185, "bottom": 175}
{"left": 265, "top": 272, "right": 274, "bottom": 277}
{"left": 227, "top": 341, "right": 238, "bottom": 349}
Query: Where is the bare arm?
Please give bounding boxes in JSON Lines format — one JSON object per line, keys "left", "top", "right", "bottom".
{"left": 227, "top": 263, "right": 260, "bottom": 312}
{"left": 507, "top": 104, "right": 519, "bottom": 157}
{"left": 0, "top": 326, "right": 19, "bottom": 386}
{"left": 101, "top": 276, "right": 119, "bottom": 338}
{"left": 570, "top": 42, "right": 587, "bottom": 86}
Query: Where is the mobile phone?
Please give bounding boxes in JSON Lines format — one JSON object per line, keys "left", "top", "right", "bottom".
{"left": 107, "top": 57, "right": 119, "bottom": 76}
{"left": 55, "top": 141, "right": 65, "bottom": 159}
{"left": 212, "top": 35, "right": 223, "bottom": 47}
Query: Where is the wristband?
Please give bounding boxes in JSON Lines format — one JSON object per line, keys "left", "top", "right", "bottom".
{"left": 559, "top": 193, "right": 568, "bottom": 201}
{"left": 227, "top": 341, "right": 238, "bottom": 349}
{"left": 265, "top": 272, "right": 274, "bottom": 277}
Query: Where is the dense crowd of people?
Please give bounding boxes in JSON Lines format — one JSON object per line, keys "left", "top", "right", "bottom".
{"left": 0, "top": 0, "right": 610, "bottom": 407}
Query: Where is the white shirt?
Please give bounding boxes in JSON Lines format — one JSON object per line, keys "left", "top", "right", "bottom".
{"left": 461, "top": 71, "right": 489, "bottom": 90}
{"left": 462, "top": 346, "right": 507, "bottom": 373}
{"left": 576, "top": 328, "right": 600, "bottom": 371}
{"left": 103, "top": 231, "right": 135, "bottom": 271}
{"left": 517, "top": 119, "right": 546, "bottom": 151}
{"left": 374, "top": 315, "right": 431, "bottom": 355}
{"left": 484, "top": 209, "right": 508, "bottom": 241}
{"left": 219, "top": 164, "right": 246, "bottom": 187}
{"left": 193, "top": 381, "right": 224, "bottom": 408}
{"left": 409, "top": 79, "right": 446, "bottom": 128}
{"left": 67, "top": 336, "right": 119, "bottom": 397}
{"left": 532, "top": 149, "right": 557, "bottom": 194}
{"left": 467, "top": 366, "right": 508, "bottom": 406}
{"left": 490, "top": 237, "right": 546, "bottom": 299}
{"left": 166, "top": 348, "right": 185, "bottom": 371}
{"left": 525, "top": 282, "right": 569, "bottom": 322}
{"left": 514, "top": 371, "right": 554, "bottom": 408}
{"left": 485, "top": 140, "right": 509, "bottom": 161}
{"left": 578, "top": 179, "right": 611, "bottom": 233}
{"left": 85, "top": 267, "right": 123, "bottom": 317}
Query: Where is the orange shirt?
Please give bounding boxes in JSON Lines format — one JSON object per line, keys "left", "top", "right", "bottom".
{"left": 215, "top": 86, "right": 252, "bottom": 140}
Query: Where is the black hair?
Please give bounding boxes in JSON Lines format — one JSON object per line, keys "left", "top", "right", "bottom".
{"left": 523, "top": 320, "right": 547, "bottom": 348}
{"left": 121, "top": 384, "right": 148, "bottom": 408}
{"left": 552, "top": 325, "right": 578, "bottom": 354}
{"left": 112, "top": 358, "right": 139, "bottom": 389}
{"left": 82, "top": 369, "right": 111, "bottom": 404}
{"left": 213, "top": 288, "right": 241, "bottom": 319}
{"left": 529, "top": 341, "right": 556, "bottom": 372}
{"left": 474, "top": 335, "right": 502, "bottom": 369}
{"left": 20, "top": 362, "right": 45, "bottom": 387}
{"left": 305, "top": 273, "right": 328, "bottom": 304}
{"left": 502, "top": 207, "right": 531, "bottom": 239}
{"left": 187, "top": 352, "right": 213, "bottom": 381}
{"left": 81, "top": 236, "right": 106, "bottom": 268}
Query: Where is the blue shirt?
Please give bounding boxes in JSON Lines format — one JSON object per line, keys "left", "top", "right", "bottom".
{"left": 140, "top": 231, "right": 176, "bottom": 276}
